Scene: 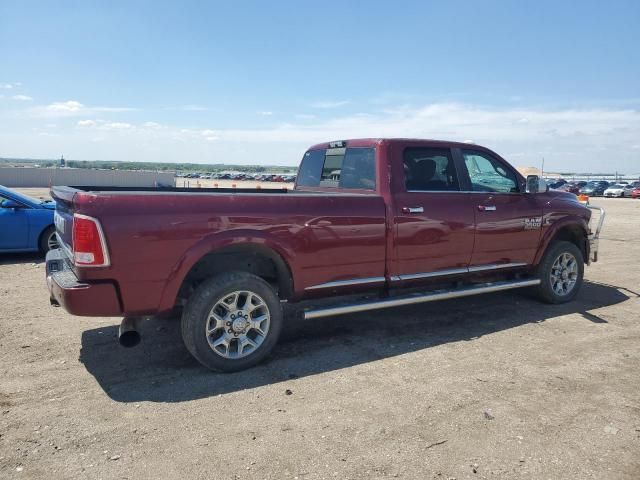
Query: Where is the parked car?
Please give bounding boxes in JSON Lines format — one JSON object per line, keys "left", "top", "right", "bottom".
{"left": 623, "top": 182, "right": 640, "bottom": 196}
{"left": 0, "top": 185, "right": 58, "bottom": 254}
{"left": 559, "top": 181, "right": 587, "bottom": 194}
{"left": 548, "top": 179, "right": 567, "bottom": 189}
{"left": 603, "top": 184, "right": 627, "bottom": 197}
{"left": 45, "top": 138, "right": 604, "bottom": 372}
{"left": 631, "top": 187, "right": 640, "bottom": 199}
{"left": 580, "top": 181, "right": 609, "bottom": 196}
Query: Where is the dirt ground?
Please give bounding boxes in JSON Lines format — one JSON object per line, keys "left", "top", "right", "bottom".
{"left": 1, "top": 196, "right": 639, "bottom": 480}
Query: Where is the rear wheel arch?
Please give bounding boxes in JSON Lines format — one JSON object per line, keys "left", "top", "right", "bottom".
{"left": 175, "top": 243, "right": 294, "bottom": 308}
{"left": 38, "top": 224, "right": 57, "bottom": 253}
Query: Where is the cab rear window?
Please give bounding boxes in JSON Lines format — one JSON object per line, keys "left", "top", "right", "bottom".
{"left": 297, "top": 147, "right": 376, "bottom": 190}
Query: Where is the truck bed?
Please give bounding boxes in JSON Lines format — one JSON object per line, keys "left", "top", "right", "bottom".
{"left": 50, "top": 185, "right": 387, "bottom": 314}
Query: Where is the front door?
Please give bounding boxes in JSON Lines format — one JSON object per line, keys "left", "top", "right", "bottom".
{"left": 0, "top": 195, "right": 30, "bottom": 249}
{"left": 391, "top": 146, "right": 475, "bottom": 282}
{"left": 458, "top": 149, "right": 543, "bottom": 267}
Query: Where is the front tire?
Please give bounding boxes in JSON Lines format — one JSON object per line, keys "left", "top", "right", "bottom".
{"left": 181, "top": 271, "right": 283, "bottom": 372}
{"left": 533, "top": 240, "right": 584, "bottom": 304}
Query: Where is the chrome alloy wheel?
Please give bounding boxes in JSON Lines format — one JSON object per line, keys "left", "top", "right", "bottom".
{"left": 205, "top": 290, "right": 270, "bottom": 359}
{"left": 550, "top": 252, "right": 578, "bottom": 296}
{"left": 47, "top": 232, "right": 59, "bottom": 250}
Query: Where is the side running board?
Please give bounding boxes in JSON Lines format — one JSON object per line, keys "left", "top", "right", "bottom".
{"left": 303, "top": 278, "right": 540, "bottom": 320}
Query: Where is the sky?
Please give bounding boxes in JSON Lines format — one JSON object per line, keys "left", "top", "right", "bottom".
{"left": 1, "top": 0, "right": 639, "bottom": 172}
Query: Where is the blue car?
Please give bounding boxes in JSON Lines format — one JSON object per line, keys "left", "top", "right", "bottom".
{"left": 0, "top": 185, "right": 58, "bottom": 254}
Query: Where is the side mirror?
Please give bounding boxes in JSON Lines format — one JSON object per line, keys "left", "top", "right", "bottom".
{"left": 526, "top": 175, "right": 548, "bottom": 194}
{"left": 1, "top": 199, "right": 23, "bottom": 209}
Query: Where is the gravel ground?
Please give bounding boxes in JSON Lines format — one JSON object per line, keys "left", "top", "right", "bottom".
{"left": 0, "top": 197, "right": 639, "bottom": 480}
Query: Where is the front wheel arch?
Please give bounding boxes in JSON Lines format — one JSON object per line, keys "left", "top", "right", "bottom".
{"left": 535, "top": 222, "right": 588, "bottom": 267}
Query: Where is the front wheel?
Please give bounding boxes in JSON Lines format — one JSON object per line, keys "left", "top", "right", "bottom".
{"left": 181, "top": 271, "right": 283, "bottom": 372}
{"left": 533, "top": 240, "right": 584, "bottom": 304}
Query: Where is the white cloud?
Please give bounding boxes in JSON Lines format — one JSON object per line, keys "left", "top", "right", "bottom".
{"left": 0, "top": 83, "right": 15, "bottom": 89}
{"left": 3, "top": 101, "right": 639, "bottom": 171}
{"left": 309, "top": 99, "right": 350, "bottom": 109}
{"left": 11, "top": 94, "right": 33, "bottom": 101}
{"left": 201, "top": 129, "right": 219, "bottom": 141}
{"left": 295, "top": 113, "right": 316, "bottom": 120}
{"left": 160, "top": 103, "right": 640, "bottom": 169}
{"left": 103, "top": 122, "right": 133, "bottom": 130}
{"left": 182, "top": 105, "right": 208, "bottom": 111}
{"left": 31, "top": 100, "right": 136, "bottom": 117}
{"left": 258, "top": 111, "right": 273, "bottom": 116}
{"left": 48, "top": 100, "right": 84, "bottom": 112}
{"left": 77, "top": 119, "right": 97, "bottom": 127}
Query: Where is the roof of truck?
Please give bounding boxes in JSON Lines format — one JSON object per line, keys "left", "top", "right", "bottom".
{"left": 307, "top": 138, "right": 489, "bottom": 151}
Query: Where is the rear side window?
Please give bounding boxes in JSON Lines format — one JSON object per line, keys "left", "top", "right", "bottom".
{"left": 297, "top": 147, "right": 376, "bottom": 190}
{"left": 403, "top": 148, "right": 460, "bottom": 191}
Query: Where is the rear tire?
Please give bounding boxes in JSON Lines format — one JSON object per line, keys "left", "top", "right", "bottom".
{"left": 181, "top": 271, "right": 283, "bottom": 372}
{"left": 533, "top": 240, "right": 584, "bottom": 304}
{"left": 39, "top": 226, "right": 58, "bottom": 254}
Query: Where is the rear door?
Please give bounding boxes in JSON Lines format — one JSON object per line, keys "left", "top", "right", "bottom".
{"left": 390, "top": 145, "right": 475, "bottom": 283}
{"left": 457, "top": 148, "right": 543, "bottom": 267}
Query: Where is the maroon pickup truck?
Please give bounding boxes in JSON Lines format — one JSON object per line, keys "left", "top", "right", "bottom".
{"left": 46, "top": 139, "right": 605, "bottom": 372}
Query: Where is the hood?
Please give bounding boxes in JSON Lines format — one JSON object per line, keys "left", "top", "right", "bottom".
{"left": 41, "top": 201, "right": 57, "bottom": 210}
{"left": 547, "top": 190, "right": 579, "bottom": 201}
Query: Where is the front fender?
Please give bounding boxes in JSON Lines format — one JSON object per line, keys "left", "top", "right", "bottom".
{"left": 532, "top": 214, "right": 590, "bottom": 266}
{"left": 156, "top": 229, "right": 297, "bottom": 313}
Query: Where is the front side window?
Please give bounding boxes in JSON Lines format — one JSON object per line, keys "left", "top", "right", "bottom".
{"left": 296, "top": 147, "right": 376, "bottom": 190}
{"left": 0, "top": 194, "right": 27, "bottom": 208}
{"left": 403, "top": 148, "right": 460, "bottom": 191}
{"left": 462, "top": 150, "right": 519, "bottom": 193}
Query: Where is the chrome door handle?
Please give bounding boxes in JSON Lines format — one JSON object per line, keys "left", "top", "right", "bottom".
{"left": 478, "top": 205, "right": 497, "bottom": 211}
{"left": 402, "top": 206, "right": 424, "bottom": 214}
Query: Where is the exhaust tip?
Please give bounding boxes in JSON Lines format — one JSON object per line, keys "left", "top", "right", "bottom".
{"left": 118, "top": 317, "right": 141, "bottom": 348}
{"left": 119, "top": 330, "right": 141, "bottom": 348}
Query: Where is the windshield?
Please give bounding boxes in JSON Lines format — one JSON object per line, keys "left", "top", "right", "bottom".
{"left": 1, "top": 187, "right": 39, "bottom": 206}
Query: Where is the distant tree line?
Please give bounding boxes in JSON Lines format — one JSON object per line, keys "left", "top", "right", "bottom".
{"left": 0, "top": 157, "right": 297, "bottom": 173}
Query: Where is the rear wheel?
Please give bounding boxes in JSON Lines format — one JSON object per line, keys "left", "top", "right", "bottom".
{"left": 181, "top": 271, "right": 283, "bottom": 372}
{"left": 533, "top": 240, "right": 584, "bottom": 304}
{"left": 39, "top": 226, "right": 58, "bottom": 254}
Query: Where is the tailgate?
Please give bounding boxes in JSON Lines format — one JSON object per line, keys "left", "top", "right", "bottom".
{"left": 51, "top": 186, "right": 78, "bottom": 253}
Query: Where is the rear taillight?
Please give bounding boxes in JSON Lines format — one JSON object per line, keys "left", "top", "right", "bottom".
{"left": 72, "top": 214, "right": 110, "bottom": 267}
